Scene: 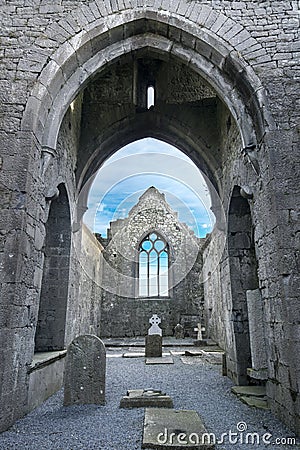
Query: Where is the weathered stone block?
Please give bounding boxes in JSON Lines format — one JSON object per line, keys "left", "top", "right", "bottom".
{"left": 64, "top": 334, "right": 106, "bottom": 406}
{"left": 174, "top": 323, "right": 185, "bottom": 339}
{"left": 120, "top": 389, "right": 174, "bottom": 408}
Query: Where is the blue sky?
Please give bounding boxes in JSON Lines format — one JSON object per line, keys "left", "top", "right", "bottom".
{"left": 84, "top": 138, "right": 215, "bottom": 238}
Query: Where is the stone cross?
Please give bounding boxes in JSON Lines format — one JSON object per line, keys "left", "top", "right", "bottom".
{"left": 64, "top": 334, "right": 106, "bottom": 406}
{"left": 194, "top": 323, "right": 203, "bottom": 341}
{"left": 148, "top": 314, "right": 162, "bottom": 336}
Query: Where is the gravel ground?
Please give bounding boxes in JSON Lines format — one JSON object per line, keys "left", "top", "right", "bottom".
{"left": 0, "top": 349, "right": 299, "bottom": 450}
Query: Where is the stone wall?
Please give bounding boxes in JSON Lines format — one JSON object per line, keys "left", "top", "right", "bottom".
{"left": 31, "top": 224, "right": 103, "bottom": 414}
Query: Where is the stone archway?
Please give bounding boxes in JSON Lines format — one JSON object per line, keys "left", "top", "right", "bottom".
{"left": 4, "top": 0, "right": 299, "bottom": 437}
{"left": 31, "top": 6, "right": 269, "bottom": 400}
{"left": 22, "top": 7, "right": 273, "bottom": 156}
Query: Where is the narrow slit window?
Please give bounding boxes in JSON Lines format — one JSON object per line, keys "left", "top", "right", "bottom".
{"left": 138, "top": 232, "right": 169, "bottom": 297}
{"left": 147, "top": 85, "right": 155, "bottom": 109}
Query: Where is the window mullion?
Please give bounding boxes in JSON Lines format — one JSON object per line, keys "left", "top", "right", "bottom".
{"left": 147, "top": 251, "right": 150, "bottom": 298}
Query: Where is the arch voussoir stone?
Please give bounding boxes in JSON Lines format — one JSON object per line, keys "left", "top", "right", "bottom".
{"left": 50, "top": 41, "right": 79, "bottom": 74}
{"left": 94, "top": 0, "right": 110, "bottom": 16}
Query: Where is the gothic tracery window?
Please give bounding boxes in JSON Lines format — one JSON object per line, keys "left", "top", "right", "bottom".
{"left": 138, "top": 232, "right": 169, "bottom": 297}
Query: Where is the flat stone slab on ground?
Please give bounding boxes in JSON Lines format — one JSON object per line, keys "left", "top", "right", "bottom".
{"left": 185, "top": 350, "right": 204, "bottom": 357}
{"left": 247, "top": 367, "right": 268, "bottom": 381}
{"left": 240, "top": 395, "right": 269, "bottom": 410}
{"left": 146, "top": 356, "right": 174, "bottom": 365}
{"left": 120, "top": 389, "right": 174, "bottom": 408}
{"left": 231, "top": 385, "right": 266, "bottom": 398}
{"left": 180, "top": 356, "right": 204, "bottom": 366}
{"left": 102, "top": 337, "right": 195, "bottom": 347}
{"left": 185, "top": 350, "right": 223, "bottom": 365}
{"left": 123, "top": 352, "right": 145, "bottom": 358}
{"left": 142, "top": 408, "right": 215, "bottom": 449}
{"left": 121, "top": 351, "right": 171, "bottom": 358}
{"left": 202, "top": 352, "right": 223, "bottom": 365}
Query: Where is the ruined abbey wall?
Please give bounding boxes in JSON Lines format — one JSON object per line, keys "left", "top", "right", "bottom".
{"left": 99, "top": 187, "right": 205, "bottom": 337}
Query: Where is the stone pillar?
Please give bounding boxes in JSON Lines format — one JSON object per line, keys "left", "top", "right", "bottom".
{"left": 64, "top": 335, "right": 106, "bottom": 406}
{"left": 246, "top": 289, "right": 268, "bottom": 381}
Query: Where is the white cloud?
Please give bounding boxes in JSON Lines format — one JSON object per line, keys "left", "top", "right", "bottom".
{"left": 84, "top": 138, "right": 216, "bottom": 238}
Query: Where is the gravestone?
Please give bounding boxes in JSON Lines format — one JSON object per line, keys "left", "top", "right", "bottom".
{"left": 123, "top": 352, "right": 145, "bottom": 358}
{"left": 145, "top": 335, "right": 163, "bottom": 357}
{"left": 195, "top": 323, "right": 203, "bottom": 341}
{"left": 185, "top": 349, "right": 204, "bottom": 357}
{"left": 148, "top": 314, "right": 162, "bottom": 336}
{"left": 174, "top": 323, "right": 184, "bottom": 339}
{"left": 145, "top": 314, "right": 162, "bottom": 357}
{"left": 232, "top": 386, "right": 269, "bottom": 410}
{"left": 193, "top": 322, "right": 208, "bottom": 346}
{"left": 64, "top": 334, "right": 106, "bottom": 406}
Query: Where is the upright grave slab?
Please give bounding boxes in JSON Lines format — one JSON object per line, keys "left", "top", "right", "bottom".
{"left": 146, "top": 314, "right": 163, "bottom": 358}
{"left": 64, "top": 334, "right": 106, "bottom": 406}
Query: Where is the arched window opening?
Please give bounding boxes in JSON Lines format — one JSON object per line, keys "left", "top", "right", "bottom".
{"left": 139, "top": 232, "right": 168, "bottom": 297}
{"left": 147, "top": 85, "right": 155, "bottom": 109}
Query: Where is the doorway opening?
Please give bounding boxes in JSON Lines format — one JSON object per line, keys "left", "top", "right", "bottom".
{"left": 34, "top": 184, "right": 71, "bottom": 352}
